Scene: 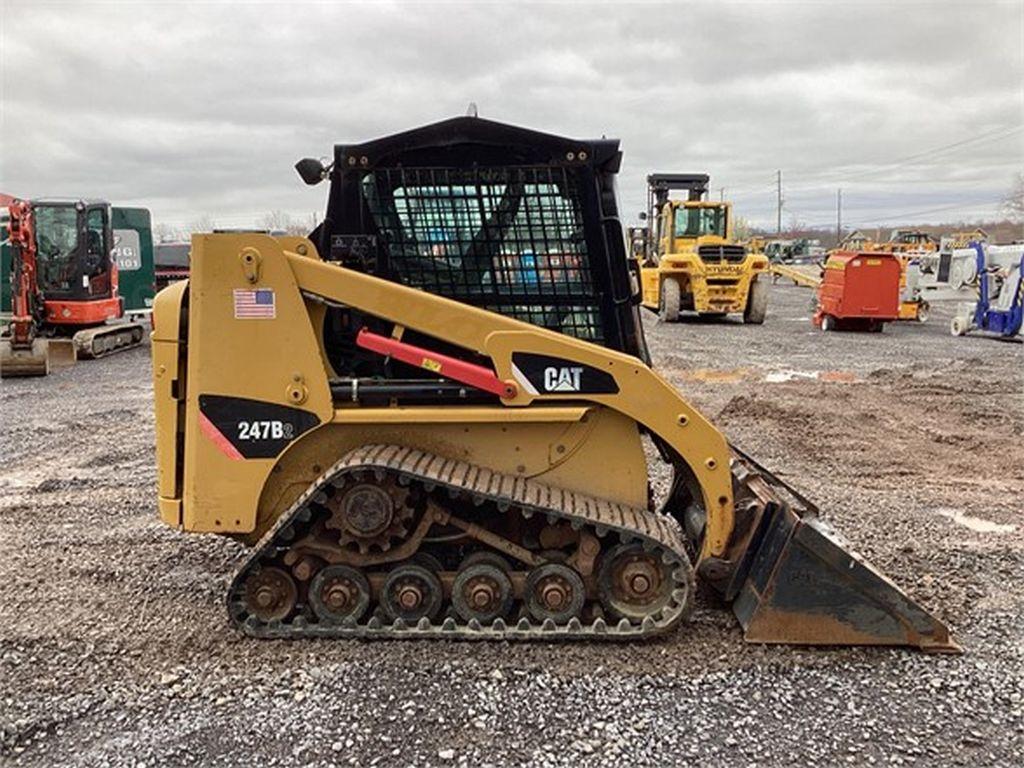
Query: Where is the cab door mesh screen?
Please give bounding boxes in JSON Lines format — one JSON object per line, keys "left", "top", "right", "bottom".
{"left": 362, "top": 166, "right": 604, "bottom": 343}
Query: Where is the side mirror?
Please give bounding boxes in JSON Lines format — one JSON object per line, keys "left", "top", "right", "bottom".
{"left": 295, "top": 157, "right": 328, "bottom": 186}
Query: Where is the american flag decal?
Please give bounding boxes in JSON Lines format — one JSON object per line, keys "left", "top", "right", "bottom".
{"left": 233, "top": 288, "right": 276, "bottom": 319}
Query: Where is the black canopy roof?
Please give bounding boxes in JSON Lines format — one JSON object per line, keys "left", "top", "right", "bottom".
{"left": 333, "top": 116, "right": 622, "bottom": 172}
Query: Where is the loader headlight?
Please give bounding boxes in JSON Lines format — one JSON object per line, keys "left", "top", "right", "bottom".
{"left": 295, "top": 158, "right": 329, "bottom": 186}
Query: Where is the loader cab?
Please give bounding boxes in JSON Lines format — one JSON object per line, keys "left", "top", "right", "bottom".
{"left": 310, "top": 116, "right": 649, "bottom": 368}
{"left": 32, "top": 200, "right": 115, "bottom": 301}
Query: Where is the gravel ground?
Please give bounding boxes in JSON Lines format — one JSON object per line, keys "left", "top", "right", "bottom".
{"left": 1, "top": 284, "right": 1022, "bottom": 767}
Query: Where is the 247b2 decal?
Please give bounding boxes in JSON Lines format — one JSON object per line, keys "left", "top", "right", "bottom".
{"left": 199, "top": 395, "right": 320, "bottom": 459}
{"left": 237, "top": 420, "right": 295, "bottom": 441}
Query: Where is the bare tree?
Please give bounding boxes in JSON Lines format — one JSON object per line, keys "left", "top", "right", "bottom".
{"left": 153, "top": 222, "right": 184, "bottom": 243}
{"left": 1001, "top": 171, "right": 1024, "bottom": 223}
{"left": 285, "top": 220, "right": 311, "bottom": 236}
{"left": 785, "top": 212, "right": 805, "bottom": 236}
{"left": 732, "top": 215, "right": 753, "bottom": 242}
{"left": 189, "top": 215, "right": 216, "bottom": 233}
{"left": 259, "top": 210, "right": 293, "bottom": 233}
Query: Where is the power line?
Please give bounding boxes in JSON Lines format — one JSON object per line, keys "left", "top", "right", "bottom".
{"left": 785, "top": 124, "right": 1024, "bottom": 189}
{"left": 788, "top": 196, "right": 1004, "bottom": 229}
{"left": 719, "top": 125, "right": 1022, "bottom": 202}
{"left": 845, "top": 197, "right": 1004, "bottom": 224}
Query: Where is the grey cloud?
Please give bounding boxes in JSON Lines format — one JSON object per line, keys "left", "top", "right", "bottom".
{"left": 1, "top": 0, "right": 1020, "bottom": 231}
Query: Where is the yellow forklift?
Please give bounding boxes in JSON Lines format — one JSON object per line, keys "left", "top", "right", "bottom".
{"left": 635, "top": 174, "right": 769, "bottom": 323}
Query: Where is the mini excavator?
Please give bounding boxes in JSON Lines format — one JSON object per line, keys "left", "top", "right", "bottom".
{"left": 152, "top": 117, "right": 958, "bottom": 651}
{"left": 1, "top": 198, "right": 146, "bottom": 377}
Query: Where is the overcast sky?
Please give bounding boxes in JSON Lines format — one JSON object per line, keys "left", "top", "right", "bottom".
{"left": 1, "top": 0, "right": 1022, "bottom": 234}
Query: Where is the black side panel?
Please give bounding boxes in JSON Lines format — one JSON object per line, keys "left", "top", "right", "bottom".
{"left": 511, "top": 352, "right": 619, "bottom": 395}
{"left": 199, "top": 395, "right": 320, "bottom": 459}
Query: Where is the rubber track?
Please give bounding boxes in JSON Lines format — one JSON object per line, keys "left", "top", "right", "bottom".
{"left": 74, "top": 323, "right": 145, "bottom": 360}
{"left": 227, "top": 444, "right": 696, "bottom": 640}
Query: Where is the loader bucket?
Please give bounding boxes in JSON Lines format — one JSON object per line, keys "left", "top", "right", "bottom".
{"left": 732, "top": 503, "right": 960, "bottom": 653}
{"left": 0, "top": 338, "right": 51, "bottom": 378}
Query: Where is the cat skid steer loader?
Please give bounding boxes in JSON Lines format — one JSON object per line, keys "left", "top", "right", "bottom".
{"left": 152, "top": 117, "right": 957, "bottom": 651}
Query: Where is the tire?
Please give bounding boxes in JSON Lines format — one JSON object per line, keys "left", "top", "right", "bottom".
{"left": 821, "top": 314, "right": 836, "bottom": 332}
{"left": 659, "top": 278, "right": 680, "bottom": 323}
{"left": 950, "top": 316, "right": 969, "bottom": 336}
{"left": 916, "top": 302, "right": 930, "bottom": 323}
{"left": 744, "top": 278, "right": 768, "bottom": 324}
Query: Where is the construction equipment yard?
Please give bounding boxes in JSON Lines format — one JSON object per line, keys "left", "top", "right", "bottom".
{"left": 1, "top": 284, "right": 1020, "bottom": 767}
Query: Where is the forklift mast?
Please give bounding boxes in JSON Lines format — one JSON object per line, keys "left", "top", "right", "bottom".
{"left": 646, "top": 173, "right": 711, "bottom": 212}
{"left": 643, "top": 174, "right": 713, "bottom": 259}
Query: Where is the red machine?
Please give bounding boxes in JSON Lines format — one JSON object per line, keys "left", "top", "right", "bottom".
{"left": 813, "top": 251, "right": 901, "bottom": 332}
{"left": 1, "top": 198, "right": 145, "bottom": 377}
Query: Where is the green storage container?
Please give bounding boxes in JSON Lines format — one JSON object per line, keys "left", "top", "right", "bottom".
{"left": 111, "top": 207, "right": 155, "bottom": 314}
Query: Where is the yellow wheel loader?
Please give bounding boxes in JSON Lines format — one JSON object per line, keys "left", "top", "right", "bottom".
{"left": 152, "top": 117, "right": 956, "bottom": 650}
{"left": 635, "top": 174, "right": 769, "bottom": 323}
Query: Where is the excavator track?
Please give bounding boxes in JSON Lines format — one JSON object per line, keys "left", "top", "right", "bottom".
{"left": 73, "top": 322, "right": 146, "bottom": 360}
{"left": 227, "top": 445, "right": 696, "bottom": 640}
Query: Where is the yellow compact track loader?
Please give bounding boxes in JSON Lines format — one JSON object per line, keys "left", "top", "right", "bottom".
{"left": 635, "top": 174, "right": 769, "bottom": 323}
{"left": 152, "top": 117, "right": 956, "bottom": 651}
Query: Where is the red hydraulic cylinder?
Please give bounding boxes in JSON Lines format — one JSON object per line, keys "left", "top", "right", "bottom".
{"left": 356, "top": 327, "right": 518, "bottom": 400}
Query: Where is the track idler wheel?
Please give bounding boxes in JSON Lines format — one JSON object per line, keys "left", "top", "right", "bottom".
{"left": 597, "top": 543, "right": 675, "bottom": 623}
{"left": 309, "top": 565, "right": 371, "bottom": 624}
{"left": 243, "top": 566, "right": 298, "bottom": 623}
{"left": 381, "top": 564, "right": 443, "bottom": 623}
{"left": 525, "top": 563, "right": 584, "bottom": 624}
{"left": 452, "top": 563, "right": 513, "bottom": 624}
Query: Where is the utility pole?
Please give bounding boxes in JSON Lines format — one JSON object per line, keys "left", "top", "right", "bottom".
{"left": 775, "top": 170, "right": 783, "bottom": 235}
{"left": 836, "top": 188, "right": 842, "bottom": 247}
{"left": 719, "top": 187, "right": 725, "bottom": 202}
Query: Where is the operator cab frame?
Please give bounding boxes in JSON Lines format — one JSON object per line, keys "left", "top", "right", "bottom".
{"left": 305, "top": 116, "right": 650, "bottom": 369}
{"left": 30, "top": 199, "right": 115, "bottom": 302}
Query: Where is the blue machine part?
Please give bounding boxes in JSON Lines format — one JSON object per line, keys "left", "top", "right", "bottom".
{"left": 969, "top": 241, "right": 1024, "bottom": 338}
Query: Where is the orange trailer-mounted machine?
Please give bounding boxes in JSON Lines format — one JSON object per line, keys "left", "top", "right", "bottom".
{"left": 813, "top": 251, "right": 901, "bottom": 332}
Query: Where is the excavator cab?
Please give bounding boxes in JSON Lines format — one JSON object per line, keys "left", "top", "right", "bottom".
{"left": 34, "top": 201, "right": 117, "bottom": 308}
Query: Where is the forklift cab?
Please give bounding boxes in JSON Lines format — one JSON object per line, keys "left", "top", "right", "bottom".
{"left": 33, "top": 200, "right": 115, "bottom": 301}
